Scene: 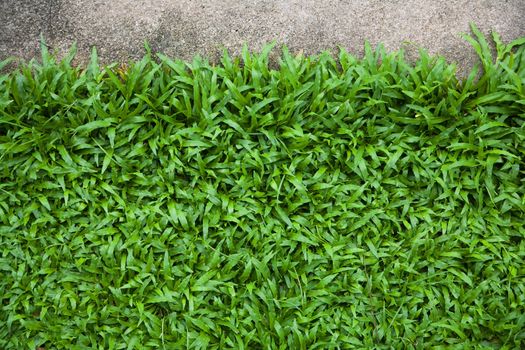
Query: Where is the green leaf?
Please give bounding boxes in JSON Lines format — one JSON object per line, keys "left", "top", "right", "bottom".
{"left": 75, "top": 119, "right": 116, "bottom": 133}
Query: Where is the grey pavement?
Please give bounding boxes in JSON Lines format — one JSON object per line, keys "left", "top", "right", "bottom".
{"left": 1, "top": 0, "right": 524, "bottom": 75}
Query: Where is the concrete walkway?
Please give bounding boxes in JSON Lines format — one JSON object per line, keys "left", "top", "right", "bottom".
{"left": 1, "top": 0, "right": 524, "bottom": 74}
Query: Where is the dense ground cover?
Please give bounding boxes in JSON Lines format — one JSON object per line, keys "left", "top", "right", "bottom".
{"left": 1, "top": 25, "right": 524, "bottom": 349}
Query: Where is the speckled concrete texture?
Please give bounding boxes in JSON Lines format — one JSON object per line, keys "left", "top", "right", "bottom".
{"left": 1, "top": 0, "right": 524, "bottom": 74}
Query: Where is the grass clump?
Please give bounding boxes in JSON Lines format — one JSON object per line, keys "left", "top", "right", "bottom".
{"left": 1, "top": 24, "right": 525, "bottom": 349}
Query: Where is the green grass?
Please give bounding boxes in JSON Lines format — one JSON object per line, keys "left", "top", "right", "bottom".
{"left": 1, "top": 24, "right": 525, "bottom": 349}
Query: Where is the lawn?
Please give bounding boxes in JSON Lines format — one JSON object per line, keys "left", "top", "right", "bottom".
{"left": 1, "top": 24, "right": 524, "bottom": 349}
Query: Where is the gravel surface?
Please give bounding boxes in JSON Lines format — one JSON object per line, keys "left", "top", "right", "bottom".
{"left": 1, "top": 0, "right": 524, "bottom": 75}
